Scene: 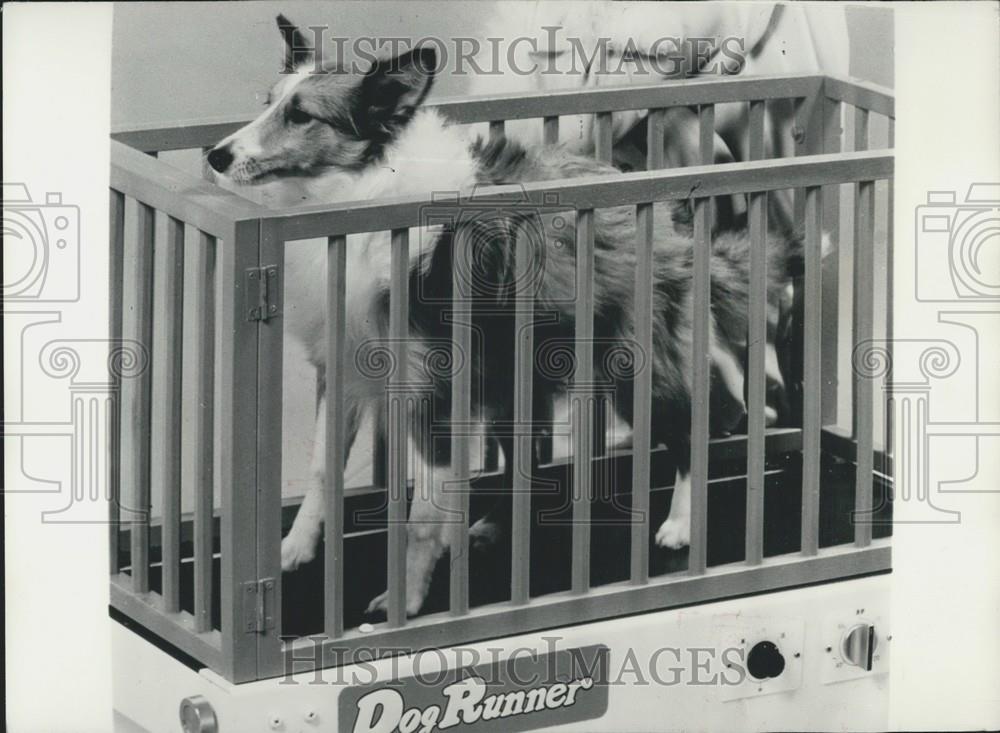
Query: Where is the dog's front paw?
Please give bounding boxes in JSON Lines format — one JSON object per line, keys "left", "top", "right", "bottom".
{"left": 281, "top": 528, "right": 318, "bottom": 571}
{"left": 655, "top": 516, "right": 691, "bottom": 550}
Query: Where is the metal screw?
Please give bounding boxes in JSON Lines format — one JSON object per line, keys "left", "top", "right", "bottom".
{"left": 269, "top": 714, "right": 283, "bottom": 730}
{"left": 304, "top": 710, "right": 318, "bottom": 723}
{"left": 794, "top": 652, "right": 800, "bottom": 658}
{"left": 825, "top": 646, "right": 832, "bottom": 653}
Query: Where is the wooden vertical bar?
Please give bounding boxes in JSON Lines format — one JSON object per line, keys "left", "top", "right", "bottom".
{"left": 851, "top": 107, "right": 870, "bottom": 440}
{"left": 109, "top": 190, "right": 125, "bottom": 575}
{"left": 571, "top": 209, "right": 595, "bottom": 594}
{"left": 853, "top": 107, "right": 870, "bottom": 154}
{"left": 630, "top": 203, "right": 654, "bottom": 584}
{"left": 794, "top": 90, "right": 825, "bottom": 218}
{"left": 689, "top": 197, "right": 712, "bottom": 575}
{"left": 595, "top": 112, "right": 613, "bottom": 164}
{"left": 592, "top": 112, "right": 612, "bottom": 458}
{"left": 748, "top": 100, "right": 766, "bottom": 161}
{"left": 886, "top": 121, "right": 894, "bottom": 346}
{"left": 542, "top": 116, "right": 559, "bottom": 145}
{"left": 793, "top": 97, "right": 808, "bottom": 223}
{"left": 821, "top": 96, "right": 843, "bottom": 427}
{"left": 121, "top": 197, "right": 154, "bottom": 593}
{"left": 151, "top": 212, "right": 185, "bottom": 612}
{"left": 801, "top": 186, "right": 823, "bottom": 556}
{"left": 324, "top": 235, "right": 347, "bottom": 637}
{"left": 218, "top": 217, "right": 261, "bottom": 682}
{"left": 746, "top": 191, "right": 768, "bottom": 566}
{"left": 182, "top": 227, "right": 215, "bottom": 633}
{"left": 646, "top": 109, "right": 666, "bottom": 170}
{"left": 698, "top": 104, "right": 715, "bottom": 164}
{"left": 745, "top": 101, "right": 767, "bottom": 566}
{"left": 450, "top": 229, "right": 473, "bottom": 616}
{"left": 511, "top": 223, "right": 534, "bottom": 604}
{"left": 854, "top": 180, "right": 876, "bottom": 547}
{"left": 489, "top": 120, "right": 505, "bottom": 142}
{"left": 255, "top": 221, "right": 285, "bottom": 677}
{"left": 387, "top": 228, "right": 410, "bottom": 627}
{"left": 883, "top": 119, "right": 895, "bottom": 475}
{"left": 791, "top": 87, "right": 826, "bottom": 446}
{"left": 697, "top": 103, "right": 716, "bottom": 240}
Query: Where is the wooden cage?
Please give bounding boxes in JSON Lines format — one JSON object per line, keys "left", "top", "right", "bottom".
{"left": 109, "top": 73, "right": 894, "bottom": 683}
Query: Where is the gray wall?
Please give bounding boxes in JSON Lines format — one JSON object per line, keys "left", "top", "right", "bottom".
{"left": 112, "top": 2, "right": 893, "bottom": 126}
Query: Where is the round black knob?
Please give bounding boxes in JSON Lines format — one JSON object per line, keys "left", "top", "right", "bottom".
{"left": 746, "top": 640, "right": 786, "bottom": 680}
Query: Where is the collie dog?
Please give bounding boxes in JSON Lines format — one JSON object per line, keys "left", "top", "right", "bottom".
{"left": 208, "top": 16, "right": 805, "bottom": 617}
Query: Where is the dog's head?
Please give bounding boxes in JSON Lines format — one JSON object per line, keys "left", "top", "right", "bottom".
{"left": 208, "top": 15, "right": 436, "bottom": 184}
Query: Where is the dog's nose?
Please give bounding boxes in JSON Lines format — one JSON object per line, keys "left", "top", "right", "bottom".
{"left": 207, "top": 145, "right": 234, "bottom": 173}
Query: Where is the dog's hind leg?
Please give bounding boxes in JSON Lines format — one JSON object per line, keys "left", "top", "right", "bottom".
{"left": 366, "top": 432, "right": 463, "bottom": 617}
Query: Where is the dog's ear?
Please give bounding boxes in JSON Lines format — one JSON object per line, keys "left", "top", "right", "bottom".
{"left": 357, "top": 46, "right": 437, "bottom": 139}
{"left": 276, "top": 14, "right": 314, "bottom": 72}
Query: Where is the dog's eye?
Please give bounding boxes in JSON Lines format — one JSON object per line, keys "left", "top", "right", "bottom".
{"left": 288, "top": 106, "right": 312, "bottom": 125}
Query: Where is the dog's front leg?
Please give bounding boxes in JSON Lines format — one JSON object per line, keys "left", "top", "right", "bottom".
{"left": 281, "top": 396, "right": 360, "bottom": 571}
{"left": 281, "top": 398, "right": 327, "bottom": 570}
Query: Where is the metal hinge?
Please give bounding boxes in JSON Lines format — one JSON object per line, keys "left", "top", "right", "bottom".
{"left": 246, "top": 265, "right": 280, "bottom": 321}
{"left": 241, "top": 578, "right": 276, "bottom": 634}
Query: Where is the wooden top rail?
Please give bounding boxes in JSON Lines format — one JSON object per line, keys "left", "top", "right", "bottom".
{"left": 111, "top": 73, "right": 824, "bottom": 153}
{"left": 261, "top": 150, "right": 893, "bottom": 241}
{"left": 111, "top": 139, "right": 266, "bottom": 236}
{"left": 111, "top": 115, "right": 254, "bottom": 156}
{"left": 824, "top": 75, "right": 895, "bottom": 119}
{"left": 432, "top": 73, "right": 822, "bottom": 122}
